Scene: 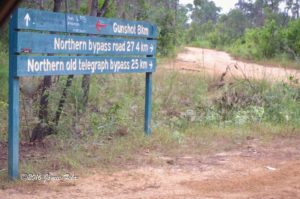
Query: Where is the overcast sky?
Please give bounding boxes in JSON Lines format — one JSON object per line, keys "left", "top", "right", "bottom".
{"left": 179, "top": 0, "right": 238, "bottom": 14}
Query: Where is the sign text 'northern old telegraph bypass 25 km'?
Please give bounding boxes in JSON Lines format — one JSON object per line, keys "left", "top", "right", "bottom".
{"left": 8, "top": 8, "right": 157, "bottom": 180}
{"left": 17, "top": 56, "right": 155, "bottom": 76}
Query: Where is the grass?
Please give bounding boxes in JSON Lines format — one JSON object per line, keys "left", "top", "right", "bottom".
{"left": 225, "top": 43, "right": 300, "bottom": 70}
{"left": 1, "top": 123, "right": 298, "bottom": 185}
{"left": 188, "top": 39, "right": 300, "bottom": 70}
{"left": 188, "top": 40, "right": 212, "bottom": 49}
{"left": 1, "top": 60, "right": 300, "bottom": 186}
{"left": 0, "top": 48, "right": 8, "bottom": 142}
{"left": 231, "top": 54, "right": 300, "bottom": 70}
{"left": 0, "top": 123, "right": 299, "bottom": 188}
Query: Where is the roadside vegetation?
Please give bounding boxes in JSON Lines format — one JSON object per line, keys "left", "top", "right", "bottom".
{"left": 0, "top": 0, "right": 300, "bottom": 183}
{"left": 1, "top": 67, "right": 300, "bottom": 183}
{"left": 187, "top": 0, "right": 300, "bottom": 69}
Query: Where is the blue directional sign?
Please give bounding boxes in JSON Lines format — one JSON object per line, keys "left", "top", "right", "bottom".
{"left": 16, "top": 32, "right": 157, "bottom": 55}
{"left": 16, "top": 56, "right": 156, "bottom": 76}
{"left": 8, "top": 8, "right": 158, "bottom": 180}
{"left": 16, "top": 8, "right": 158, "bottom": 38}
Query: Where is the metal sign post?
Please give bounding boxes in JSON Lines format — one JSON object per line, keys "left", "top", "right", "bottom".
{"left": 8, "top": 8, "right": 158, "bottom": 180}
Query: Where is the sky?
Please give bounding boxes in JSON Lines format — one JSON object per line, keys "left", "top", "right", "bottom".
{"left": 179, "top": 0, "right": 238, "bottom": 14}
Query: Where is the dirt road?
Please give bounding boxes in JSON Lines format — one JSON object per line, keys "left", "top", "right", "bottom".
{"left": 172, "top": 47, "right": 300, "bottom": 81}
{"left": 1, "top": 136, "right": 300, "bottom": 199}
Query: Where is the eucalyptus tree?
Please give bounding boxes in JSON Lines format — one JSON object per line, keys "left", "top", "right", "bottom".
{"left": 191, "top": 0, "right": 221, "bottom": 25}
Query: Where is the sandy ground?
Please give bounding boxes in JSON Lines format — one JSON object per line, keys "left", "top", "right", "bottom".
{"left": 170, "top": 47, "right": 300, "bottom": 82}
{"left": 1, "top": 47, "right": 300, "bottom": 198}
{"left": 1, "top": 136, "right": 300, "bottom": 199}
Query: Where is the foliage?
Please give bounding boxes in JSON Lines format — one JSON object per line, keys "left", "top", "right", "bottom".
{"left": 0, "top": 45, "right": 8, "bottom": 100}
{"left": 0, "top": 0, "right": 300, "bottom": 179}
{"left": 0, "top": 42, "right": 8, "bottom": 141}
{"left": 1, "top": 66, "right": 299, "bottom": 144}
{"left": 0, "top": 0, "right": 299, "bottom": 138}
{"left": 34, "top": 71, "right": 300, "bottom": 140}
{"left": 192, "top": 0, "right": 221, "bottom": 25}
{"left": 263, "top": 83, "right": 300, "bottom": 124}
{"left": 187, "top": 0, "right": 300, "bottom": 62}
{"left": 114, "top": 0, "right": 189, "bottom": 57}
{"left": 284, "top": 19, "right": 300, "bottom": 57}
{"left": 229, "top": 20, "right": 283, "bottom": 59}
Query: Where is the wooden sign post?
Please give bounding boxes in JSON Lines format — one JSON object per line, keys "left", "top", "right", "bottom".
{"left": 8, "top": 8, "right": 157, "bottom": 180}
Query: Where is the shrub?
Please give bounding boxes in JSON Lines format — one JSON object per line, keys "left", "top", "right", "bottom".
{"left": 284, "top": 19, "right": 300, "bottom": 58}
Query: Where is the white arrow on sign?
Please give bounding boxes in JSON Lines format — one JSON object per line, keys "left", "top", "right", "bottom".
{"left": 149, "top": 61, "right": 153, "bottom": 69}
{"left": 24, "top": 13, "right": 31, "bottom": 27}
{"left": 150, "top": 44, "right": 154, "bottom": 52}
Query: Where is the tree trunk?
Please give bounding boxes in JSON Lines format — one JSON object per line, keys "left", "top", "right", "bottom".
{"left": 30, "top": 0, "right": 63, "bottom": 142}
{"left": 53, "top": 75, "right": 74, "bottom": 126}
{"left": 31, "top": 0, "right": 111, "bottom": 141}
{"left": 37, "top": 0, "right": 62, "bottom": 124}
{"left": 81, "top": 0, "right": 109, "bottom": 111}
{"left": 76, "top": 0, "right": 81, "bottom": 10}
{"left": 38, "top": 0, "right": 44, "bottom": 9}
{"left": 53, "top": 0, "right": 62, "bottom": 12}
{"left": 98, "top": 0, "right": 110, "bottom": 17}
{"left": 51, "top": 0, "right": 83, "bottom": 129}
{"left": 295, "top": 0, "right": 300, "bottom": 19}
{"left": 53, "top": 0, "right": 111, "bottom": 128}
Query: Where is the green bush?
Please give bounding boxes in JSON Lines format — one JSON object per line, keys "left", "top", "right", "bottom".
{"left": 189, "top": 15, "right": 300, "bottom": 63}
{"left": 0, "top": 44, "right": 8, "bottom": 101}
{"left": 228, "top": 20, "right": 284, "bottom": 60}
{"left": 263, "top": 83, "right": 300, "bottom": 124}
{"left": 284, "top": 19, "right": 300, "bottom": 57}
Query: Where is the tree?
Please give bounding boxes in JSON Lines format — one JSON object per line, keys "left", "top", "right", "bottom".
{"left": 286, "top": 0, "right": 300, "bottom": 19}
{"left": 30, "top": 0, "right": 63, "bottom": 142}
{"left": 284, "top": 18, "right": 300, "bottom": 57}
{"left": 81, "top": 0, "right": 111, "bottom": 112}
{"left": 264, "top": 0, "right": 282, "bottom": 13}
{"left": 235, "top": 0, "right": 286, "bottom": 27}
{"left": 191, "top": 0, "right": 221, "bottom": 25}
{"left": 80, "top": 0, "right": 98, "bottom": 113}
{"left": 31, "top": 0, "right": 112, "bottom": 142}
{"left": 218, "top": 9, "right": 249, "bottom": 42}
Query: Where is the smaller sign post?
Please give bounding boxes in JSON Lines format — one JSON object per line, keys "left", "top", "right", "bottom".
{"left": 144, "top": 72, "right": 152, "bottom": 135}
{"left": 8, "top": 8, "right": 157, "bottom": 180}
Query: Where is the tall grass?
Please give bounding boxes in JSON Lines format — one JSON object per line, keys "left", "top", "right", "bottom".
{"left": 0, "top": 45, "right": 8, "bottom": 141}
{"left": 0, "top": 60, "right": 300, "bottom": 177}
{"left": 1, "top": 66, "right": 300, "bottom": 143}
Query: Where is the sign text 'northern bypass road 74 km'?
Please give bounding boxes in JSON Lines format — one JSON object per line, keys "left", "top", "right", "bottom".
{"left": 8, "top": 8, "right": 157, "bottom": 180}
